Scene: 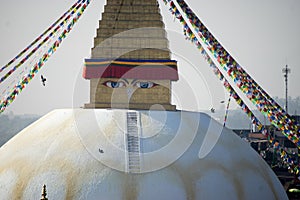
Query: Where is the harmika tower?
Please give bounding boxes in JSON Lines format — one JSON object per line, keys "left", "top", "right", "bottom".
{"left": 83, "top": 0, "right": 178, "bottom": 110}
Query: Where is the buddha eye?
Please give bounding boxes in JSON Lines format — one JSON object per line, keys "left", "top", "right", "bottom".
{"left": 103, "top": 81, "right": 125, "bottom": 88}
{"left": 134, "top": 81, "right": 157, "bottom": 89}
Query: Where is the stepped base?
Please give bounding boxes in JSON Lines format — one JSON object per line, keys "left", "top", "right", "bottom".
{"left": 84, "top": 103, "right": 176, "bottom": 111}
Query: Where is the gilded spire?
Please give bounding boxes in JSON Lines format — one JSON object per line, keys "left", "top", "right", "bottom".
{"left": 40, "top": 184, "right": 48, "bottom": 200}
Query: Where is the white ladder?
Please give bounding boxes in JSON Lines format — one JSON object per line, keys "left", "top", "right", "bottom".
{"left": 126, "top": 111, "right": 141, "bottom": 173}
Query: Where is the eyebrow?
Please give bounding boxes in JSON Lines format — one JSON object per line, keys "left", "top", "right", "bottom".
{"left": 120, "top": 78, "right": 129, "bottom": 84}
{"left": 131, "top": 79, "right": 138, "bottom": 84}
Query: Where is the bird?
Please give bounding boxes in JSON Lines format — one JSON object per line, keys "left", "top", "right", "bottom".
{"left": 99, "top": 148, "right": 104, "bottom": 154}
{"left": 210, "top": 108, "right": 215, "bottom": 113}
{"left": 41, "top": 75, "right": 46, "bottom": 86}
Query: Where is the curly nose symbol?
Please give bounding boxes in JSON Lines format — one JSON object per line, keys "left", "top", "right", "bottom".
{"left": 127, "top": 88, "right": 134, "bottom": 99}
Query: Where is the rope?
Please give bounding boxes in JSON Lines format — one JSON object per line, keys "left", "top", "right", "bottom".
{"left": 169, "top": 0, "right": 300, "bottom": 147}
{"left": 0, "top": 1, "right": 85, "bottom": 85}
{"left": 0, "top": 0, "right": 81, "bottom": 74}
{"left": 0, "top": 29, "right": 58, "bottom": 100}
{"left": 0, "top": 0, "right": 91, "bottom": 114}
{"left": 164, "top": 0, "right": 300, "bottom": 176}
{"left": 223, "top": 94, "right": 232, "bottom": 127}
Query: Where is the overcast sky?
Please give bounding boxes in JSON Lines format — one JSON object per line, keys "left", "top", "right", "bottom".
{"left": 0, "top": 0, "right": 299, "bottom": 116}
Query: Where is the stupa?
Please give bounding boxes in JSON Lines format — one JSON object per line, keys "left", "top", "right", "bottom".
{"left": 0, "top": 0, "right": 288, "bottom": 199}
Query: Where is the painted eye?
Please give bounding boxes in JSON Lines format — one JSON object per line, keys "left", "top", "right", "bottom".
{"left": 134, "top": 81, "right": 157, "bottom": 89}
{"left": 103, "top": 81, "right": 125, "bottom": 88}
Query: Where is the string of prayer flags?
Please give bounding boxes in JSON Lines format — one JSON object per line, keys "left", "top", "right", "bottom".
{"left": 0, "top": 2, "right": 84, "bottom": 85}
{"left": 223, "top": 95, "right": 232, "bottom": 127}
{"left": 163, "top": 0, "right": 300, "bottom": 175}
{"left": 0, "top": 0, "right": 82, "bottom": 74}
{"left": 165, "top": 0, "right": 299, "bottom": 147}
{"left": 0, "top": 0, "right": 91, "bottom": 114}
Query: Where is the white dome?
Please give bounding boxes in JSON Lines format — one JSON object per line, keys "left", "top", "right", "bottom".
{"left": 0, "top": 109, "right": 287, "bottom": 199}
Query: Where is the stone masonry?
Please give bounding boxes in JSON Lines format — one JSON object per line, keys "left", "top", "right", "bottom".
{"left": 84, "top": 0, "right": 178, "bottom": 110}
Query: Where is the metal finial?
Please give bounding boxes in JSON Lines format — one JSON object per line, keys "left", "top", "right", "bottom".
{"left": 40, "top": 184, "right": 48, "bottom": 200}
